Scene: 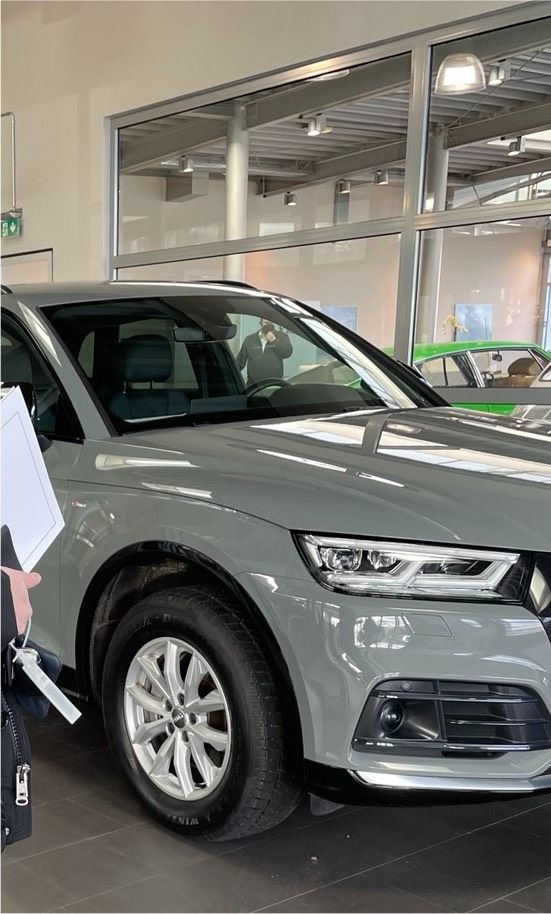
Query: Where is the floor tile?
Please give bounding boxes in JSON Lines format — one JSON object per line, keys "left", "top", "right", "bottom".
{"left": 506, "top": 876, "right": 551, "bottom": 912}
{"left": 370, "top": 824, "right": 551, "bottom": 911}
{"left": 51, "top": 902, "right": 102, "bottom": 913}
{"left": 502, "top": 803, "right": 551, "bottom": 840}
{"left": 4, "top": 837, "right": 155, "bottom": 908}
{"left": 78, "top": 865, "right": 296, "bottom": 913}
{"left": 101, "top": 821, "right": 221, "bottom": 874}
{"left": 260, "top": 872, "right": 444, "bottom": 912}
{"left": 235, "top": 802, "right": 462, "bottom": 893}
{"left": 474, "top": 902, "right": 537, "bottom": 913}
{"left": 69, "top": 778, "right": 151, "bottom": 826}
{"left": 3, "top": 798, "right": 126, "bottom": 862}
{"left": 1, "top": 860, "right": 75, "bottom": 913}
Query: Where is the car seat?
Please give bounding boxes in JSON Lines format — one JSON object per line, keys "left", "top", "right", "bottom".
{"left": 108, "top": 334, "right": 190, "bottom": 421}
{"left": 493, "top": 356, "right": 540, "bottom": 389}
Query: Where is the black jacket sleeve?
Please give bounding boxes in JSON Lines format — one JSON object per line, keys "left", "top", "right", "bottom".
{"left": 236, "top": 337, "right": 249, "bottom": 371}
{"left": 273, "top": 332, "right": 293, "bottom": 360}
{"left": 1, "top": 571, "right": 17, "bottom": 652}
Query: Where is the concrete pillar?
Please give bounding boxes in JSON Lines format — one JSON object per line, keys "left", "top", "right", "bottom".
{"left": 416, "top": 126, "right": 449, "bottom": 343}
{"left": 224, "top": 103, "right": 249, "bottom": 281}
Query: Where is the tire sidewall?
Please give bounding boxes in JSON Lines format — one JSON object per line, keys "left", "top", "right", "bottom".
{"left": 102, "top": 593, "right": 259, "bottom": 836}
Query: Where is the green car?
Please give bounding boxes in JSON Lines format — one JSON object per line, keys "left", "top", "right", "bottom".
{"left": 410, "top": 341, "right": 551, "bottom": 414}
{"left": 292, "top": 341, "right": 551, "bottom": 415}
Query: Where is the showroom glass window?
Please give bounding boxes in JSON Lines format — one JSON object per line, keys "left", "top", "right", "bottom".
{"left": 423, "top": 18, "right": 551, "bottom": 214}
{"left": 117, "top": 53, "right": 411, "bottom": 256}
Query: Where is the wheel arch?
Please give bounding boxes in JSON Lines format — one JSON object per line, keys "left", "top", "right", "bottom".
{"left": 75, "top": 540, "right": 305, "bottom": 773}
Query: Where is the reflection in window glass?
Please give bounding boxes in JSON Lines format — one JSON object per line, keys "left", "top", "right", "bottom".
{"left": 118, "top": 234, "right": 400, "bottom": 351}
{"left": 118, "top": 53, "right": 411, "bottom": 255}
{"left": 426, "top": 18, "right": 551, "bottom": 213}
{"left": 415, "top": 216, "right": 550, "bottom": 348}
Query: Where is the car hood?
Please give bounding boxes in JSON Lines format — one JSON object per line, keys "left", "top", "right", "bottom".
{"left": 95, "top": 407, "right": 551, "bottom": 552}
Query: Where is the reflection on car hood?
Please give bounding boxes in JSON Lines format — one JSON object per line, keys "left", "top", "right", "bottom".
{"left": 95, "top": 407, "right": 551, "bottom": 551}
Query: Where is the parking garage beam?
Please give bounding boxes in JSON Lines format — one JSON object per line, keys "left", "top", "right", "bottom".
{"left": 224, "top": 104, "right": 249, "bottom": 281}
{"left": 416, "top": 126, "right": 449, "bottom": 343}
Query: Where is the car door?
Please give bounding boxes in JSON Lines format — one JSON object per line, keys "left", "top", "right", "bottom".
{"left": 1, "top": 316, "right": 84, "bottom": 653}
{"left": 416, "top": 354, "right": 484, "bottom": 410}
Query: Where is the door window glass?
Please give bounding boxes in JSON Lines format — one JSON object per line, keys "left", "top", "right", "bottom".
{"left": 1, "top": 322, "right": 79, "bottom": 438}
{"left": 418, "top": 355, "right": 472, "bottom": 387}
{"left": 471, "top": 348, "right": 543, "bottom": 388}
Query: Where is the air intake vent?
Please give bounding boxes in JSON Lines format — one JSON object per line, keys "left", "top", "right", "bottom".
{"left": 353, "top": 679, "right": 551, "bottom": 757}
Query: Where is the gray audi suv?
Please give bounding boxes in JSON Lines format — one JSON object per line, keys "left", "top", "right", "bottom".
{"left": 2, "top": 281, "right": 551, "bottom": 840}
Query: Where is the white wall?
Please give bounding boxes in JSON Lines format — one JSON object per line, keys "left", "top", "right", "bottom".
{"left": 2, "top": 0, "right": 522, "bottom": 280}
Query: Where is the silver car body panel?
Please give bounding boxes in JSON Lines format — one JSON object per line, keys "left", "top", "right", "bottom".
{"left": 3, "top": 284, "right": 551, "bottom": 793}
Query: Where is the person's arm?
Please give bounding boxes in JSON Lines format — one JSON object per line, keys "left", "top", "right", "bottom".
{"left": 273, "top": 331, "right": 293, "bottom": 360}
{"left": 0, "top": 567, "right": 41, "bottom": 650}
{"left": 236, "top": 337, "right": 249, "bottom": 371}
{"left": 1, "top": 571, "right": 17, "bottom": 652}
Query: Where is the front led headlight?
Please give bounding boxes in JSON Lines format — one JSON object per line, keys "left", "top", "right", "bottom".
{"left": 296, "top": 534, "right": 526, "bottom": 601}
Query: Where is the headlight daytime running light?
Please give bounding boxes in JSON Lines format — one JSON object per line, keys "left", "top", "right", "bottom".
{"left": 296, "top": 534, "right": 522, "bottom": 600}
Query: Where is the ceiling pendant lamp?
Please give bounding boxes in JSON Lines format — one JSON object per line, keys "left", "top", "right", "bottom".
{"left": 435, "top": 52, "right": 486, "bottom": 95}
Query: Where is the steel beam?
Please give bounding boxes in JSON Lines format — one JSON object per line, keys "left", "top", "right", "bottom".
{"left": 432, "top": 17, "right": 551, "bottom": 70}
{"left": 472, "top": 154, "right": 551, "bottom": 183}
{"left": 446, "top": 101, "right": 551, "bottom": 149}
{"left": 245, "top": 55, "right": 411, "bottom": 128}
{"left": 261, "top": 139, "right": 407, "bottom": 195}
{"left": 121, "top": 120, "right": 227, "bottom": 172}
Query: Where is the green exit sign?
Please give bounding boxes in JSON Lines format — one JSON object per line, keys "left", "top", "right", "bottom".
{"left": 1, "top": 213, "right": 22, "bottom": 239}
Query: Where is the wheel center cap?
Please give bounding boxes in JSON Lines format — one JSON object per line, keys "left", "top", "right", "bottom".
{"left": 171, "top": 707, "right": 186, "bottom": 729}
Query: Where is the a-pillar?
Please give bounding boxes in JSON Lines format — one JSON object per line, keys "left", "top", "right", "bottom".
{"left": 416, "top": 126, "right": 449, "bottom": 343}
{"left": 224, "top": 103, "right": 249, "bottom": 281}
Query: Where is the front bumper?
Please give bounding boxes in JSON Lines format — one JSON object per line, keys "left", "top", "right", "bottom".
{"left": 239, "top": 572, "right": 551, "bottom": 793}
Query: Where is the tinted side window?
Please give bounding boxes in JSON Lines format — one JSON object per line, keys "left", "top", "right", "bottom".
{"left": 1, "top": 321, "right": 80, "bottom": 438}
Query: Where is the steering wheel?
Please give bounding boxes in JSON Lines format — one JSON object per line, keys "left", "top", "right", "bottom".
{"left": 244, "top": 378, "right": 293, "bottom": 398}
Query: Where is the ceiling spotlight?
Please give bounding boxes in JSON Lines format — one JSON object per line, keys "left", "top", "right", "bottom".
{"left": 284, "top": 191, "right": 297, "bottom": 206}
{"left": 435, "top": 52, "right": 486, "bottom": 95}
{"left": 488, "top": 60, "right": 511, "bottom": 87}
{"left": 304, "top": 115, "right": 333, "bottom": 137}
{"left": 179, "top": 156, "right": 194, "bottom": 173}
{"left": 507, "top": 137, "right": 526, "bottom": 157}
{"left": 337, "top": 179, "right": 351, "bottom": 195}
{"left": 160, "top": 158, "right": 180, "bottom": 168}
{"left": 375, "top": 170, "right": 389, "bottom": 186}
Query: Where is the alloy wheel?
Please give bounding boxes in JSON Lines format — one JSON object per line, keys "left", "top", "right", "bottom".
{"left": 124, "top": 637, "right": 232, "bottom": 801}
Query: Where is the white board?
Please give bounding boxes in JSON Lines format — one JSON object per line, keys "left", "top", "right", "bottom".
{"left": 0, "top": 385, "right": 64, "bottom": 570}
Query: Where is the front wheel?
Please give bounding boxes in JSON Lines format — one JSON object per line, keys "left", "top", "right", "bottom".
{"left": 102, "top": 584, "right": 301, "bottom": 840}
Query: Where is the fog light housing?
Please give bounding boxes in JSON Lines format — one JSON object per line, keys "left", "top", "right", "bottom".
{"left": 353, "top": 679, "right": 551, "bottom": 756}
{"left": 379, "top": 700, "right": 404, "bottom": 736}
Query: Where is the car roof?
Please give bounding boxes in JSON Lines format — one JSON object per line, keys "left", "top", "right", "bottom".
{"left": 412, "top": 340, "right": 550, "bottom": 358}
{"left": 1, "top": 280, "right": 263, "bottom": 308}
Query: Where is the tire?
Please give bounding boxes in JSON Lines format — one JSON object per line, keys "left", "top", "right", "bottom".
{"left": 102, "top": 584, "right": 301, "bottom": 840}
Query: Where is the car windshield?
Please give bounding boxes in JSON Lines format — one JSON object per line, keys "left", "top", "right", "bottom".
{"left": 45, "top": 290, "right": 438, "bottom": 432}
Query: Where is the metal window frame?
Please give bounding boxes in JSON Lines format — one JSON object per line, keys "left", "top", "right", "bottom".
{"left": 107, "top": 0, "right": 551, "bottom": 375}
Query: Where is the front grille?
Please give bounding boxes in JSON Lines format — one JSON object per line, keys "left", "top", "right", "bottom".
{"left": 353, "top": 679, "right": 551, "bottom": 757}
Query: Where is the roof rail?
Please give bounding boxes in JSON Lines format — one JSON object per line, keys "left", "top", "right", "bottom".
{"left": 196, "top": 280, "right": 258, "bottom": 291}
{"left": 1, "top": 284, "right": 13, "bottom": 294}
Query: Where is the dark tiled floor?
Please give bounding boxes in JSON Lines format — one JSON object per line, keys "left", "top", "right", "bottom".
{"left": 2, "top": 708, "right": 551, "bottom": 913}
